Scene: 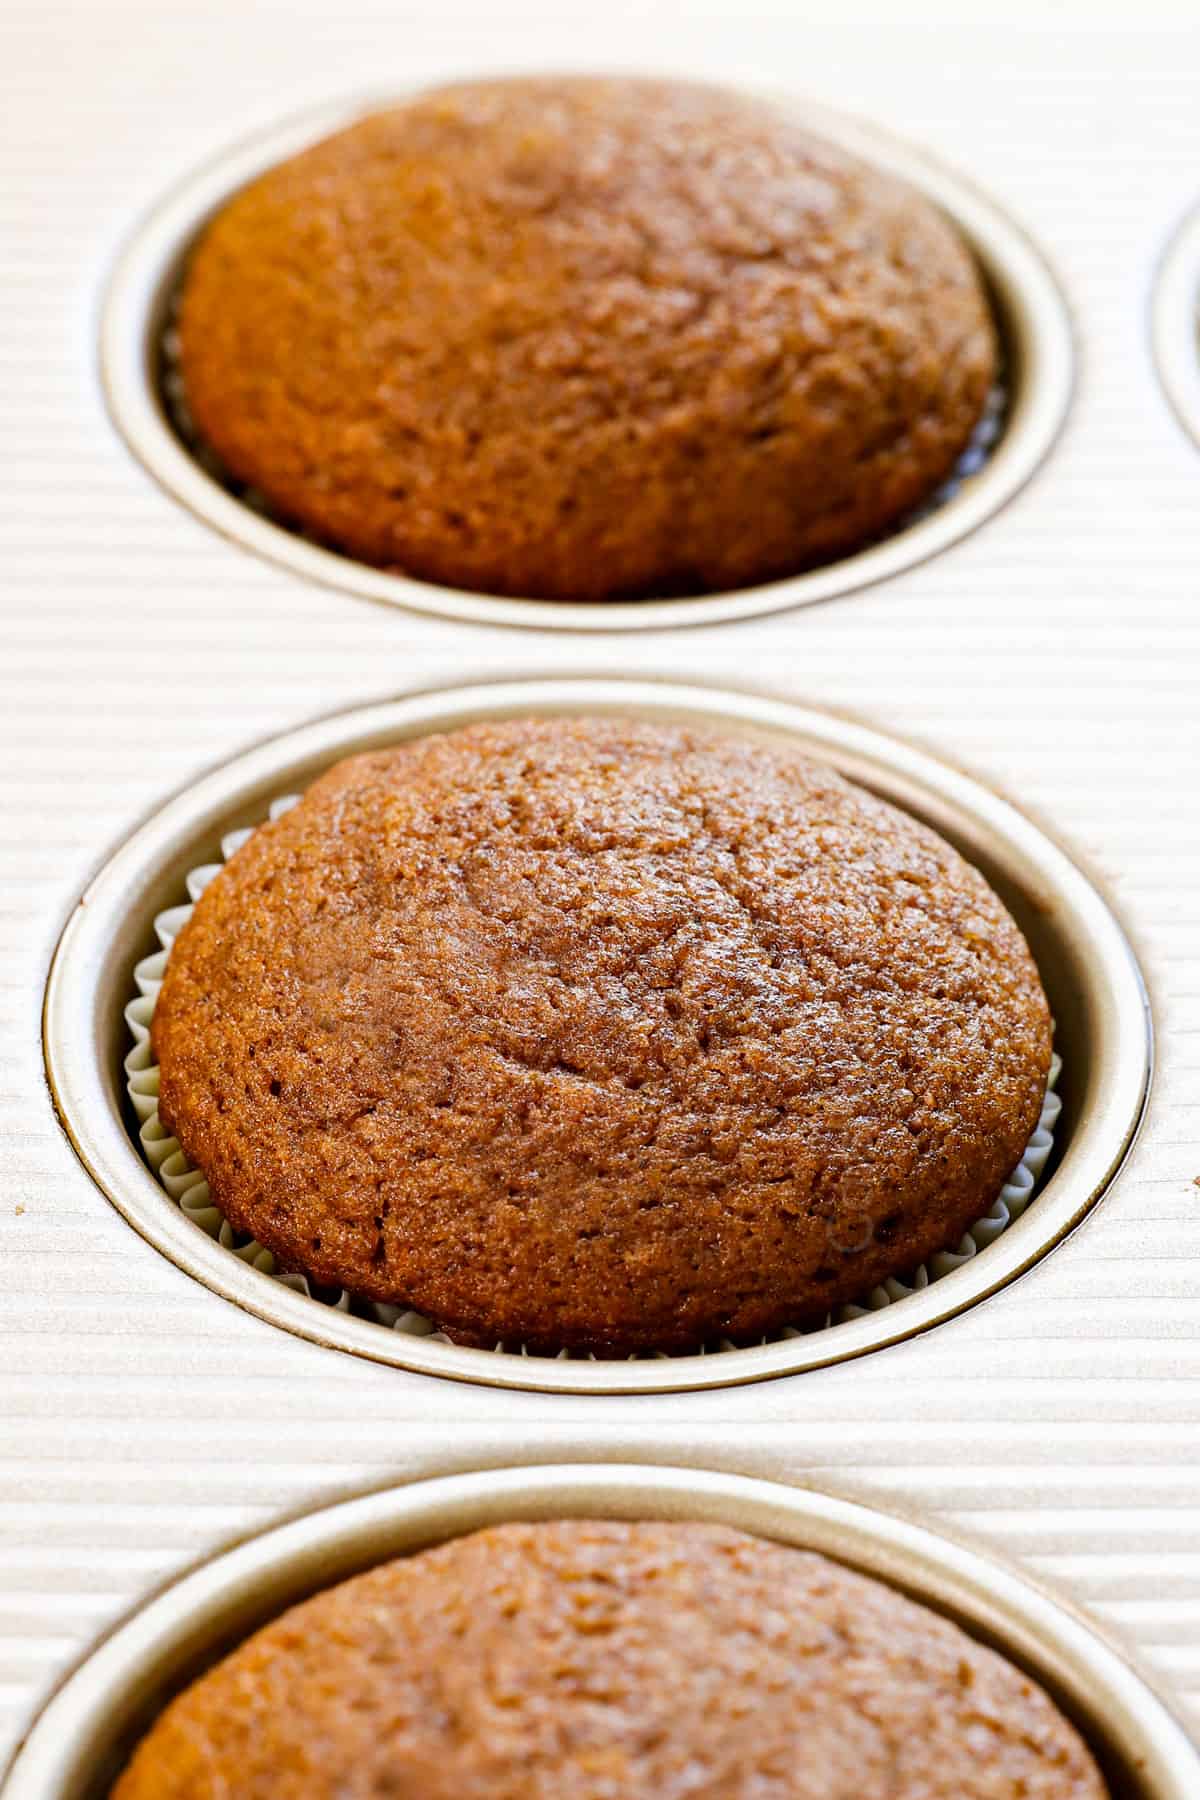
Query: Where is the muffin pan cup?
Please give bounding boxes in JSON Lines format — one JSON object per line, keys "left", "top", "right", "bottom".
{"left": 99, "top": 90, "right": 1074, "bottom": 631}
{"left": 1152, "top": 202, "right": 1200, "bottom": 448}
{"left": 4, "top": 1462, "right": 1197, "bottom": 1797}
{"left": 43, "top": 675, "right": 1151, "bottom": 1394}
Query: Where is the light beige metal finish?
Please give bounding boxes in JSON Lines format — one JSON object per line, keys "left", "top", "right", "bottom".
{"left": 43, "top": 676, "right": 1152, "bottom": 1394}
{"left": 98, "top": 94, "right": 1074, "bottom": 633}
{"left": 3, "top": 0, "right": 1200, "bottom": 1771}
{"left": 1153, "top": 205, "right": 1200, "bottom": 449}
{"left": 5, "top": 1466, "right": 1196, "bottom": 1799}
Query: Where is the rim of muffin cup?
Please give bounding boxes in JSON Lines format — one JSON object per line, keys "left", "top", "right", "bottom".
{"left": 43, "top": 674, "right": 1151, "bottom": 1394}
{"left": 1152, "top": 201, "right": 1200, "bottom": 449}
{"left": 5, "top": 1463, "right": 1198, "bottom": 1797}
{"left": 99, "top": 86, "right": 1075, "bottom": 633}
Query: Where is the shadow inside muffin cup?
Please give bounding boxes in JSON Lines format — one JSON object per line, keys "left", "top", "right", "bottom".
{"left": 4, "top": 1467, "right": 1196, "bottom": 1798}
{"left": 101, "top": 92, "right": 1074, "bottom": 631}
{"left": 43, "top": 678, "right": 1151, "bottom": 1393}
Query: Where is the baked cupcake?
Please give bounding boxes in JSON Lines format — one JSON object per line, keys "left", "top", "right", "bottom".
{"left": 113, "top": 1518, "right": 1106, "bottom": 1797}
{"left": 150, "top": 717, "right": 1052, "bottom": 1354}
{"left": 175, "top": 77, "right": 998, "bottom": 601}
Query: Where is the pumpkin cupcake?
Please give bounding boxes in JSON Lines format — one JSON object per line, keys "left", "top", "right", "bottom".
{"left": 175, "top": 77, "right": 997, "bottom": 600}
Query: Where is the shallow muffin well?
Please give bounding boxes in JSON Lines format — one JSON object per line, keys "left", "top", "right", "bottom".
{"left": 100, "top": 87, "right": 1073, "bottom": 630}
{"left": 43, "top": 677, "right": 1150, "bottom": 1393}
{"left": 5, "top": 1466, "right": 1197, "bottom": 1797}
{"left": 1152, "top": 202, "right": 1200, "bottom": 448}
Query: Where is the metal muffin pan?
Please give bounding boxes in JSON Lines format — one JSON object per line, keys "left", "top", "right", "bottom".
{"left": 43, "top": 674, "right": 1151, "bottom": 1394}
{"left": 1153, "top": 202, "right": 1200, "bottom": 448}
{"left": 5, "top": 1462, "right": 1197, "bottom": 1797}
{"left": 99, "top": 88, "right": 1074, "bottom": 633}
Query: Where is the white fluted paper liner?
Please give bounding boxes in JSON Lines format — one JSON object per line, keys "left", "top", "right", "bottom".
{"left": 124, "top": 794, "right": 1061, "bottom": 1361}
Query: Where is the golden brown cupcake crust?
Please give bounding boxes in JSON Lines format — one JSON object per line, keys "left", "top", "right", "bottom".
{"left": 151, "top": 717, "right": 1051, "bottom": 1353}
{"left": 113, "top": 1519, "right": 1107, "bottom": 1799}
{"left": 177, "top": 77, "right": 997, "bottom": 601}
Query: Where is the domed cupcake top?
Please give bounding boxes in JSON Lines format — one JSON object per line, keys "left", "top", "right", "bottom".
{"left": 151, "top": 716, "right": 1051, "bottom": 1353}
{"left": 176, "top": 77, "right": 997, "bottom": 600}
{"left": 114, "top": 1518, "right": 1106, "bottom": 1798}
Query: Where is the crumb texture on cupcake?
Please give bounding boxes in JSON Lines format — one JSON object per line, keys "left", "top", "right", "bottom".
{"left": 112, "top": 1518, "right": 1107, "bottom": 1798}
{"left": 176, "top": 77, "right": 997, "bottom": 600}
{"left": 151, "top": 717, "right": 1051, "bottom": 1354}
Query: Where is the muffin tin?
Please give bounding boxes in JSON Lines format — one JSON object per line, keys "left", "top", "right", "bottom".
{"left": 44, "top": 675, "right": 1151, "bottom": 1393}
{"left": 99, "top": 91, "right": 1073, "bottom": 631}
{"left": 6, "top": 1464, "right": 1197, "bottom": 1798}
{"left": 1153, "top": 203, "right": 1200, "bottom": 448}
{"left": 7, "top": 17, "right": 1200, "bottom": 1778}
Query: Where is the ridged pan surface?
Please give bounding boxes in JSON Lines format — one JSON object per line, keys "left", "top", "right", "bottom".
{"left": 1, "top": 0, "right": 1197, "bottom": 1770}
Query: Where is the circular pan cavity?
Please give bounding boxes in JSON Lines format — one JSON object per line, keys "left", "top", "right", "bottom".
{"left": 99, "top": 89, "right": 1074, "bottom": 632}
{"left": 43, "top": 675, "right": 1151, "bottom": 1394}
{"left": 1153, "top": 202, "right": 1200, "bottom": 449}
{"left": 4, "top": 1463, "right": 1197, "bottom": 1797}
